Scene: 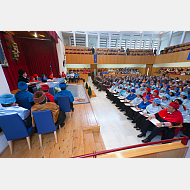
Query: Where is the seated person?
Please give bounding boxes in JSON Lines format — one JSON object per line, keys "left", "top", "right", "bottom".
{"left": 18, "top": 69, "right": 29, "bottom": 83}
{"left": 161, "top": 94, "right": 171, "bottom": 108}
{"left": 169, "top": 90, "right": 176, "bottom": 101}
{"left": 15, "top": 81, "right": 34, "bottom": 105}
{"left": 48, "top": 72, "right": 54, "bottom": 79}
{"left": 54, "top": 82, "right": 74, "bottom": 112}
{"left": 135, "top": 98, "right": 162, "bottom": 130}
{"left": 174, "top": 87, "right": 180, "bottom": 97}
{"left": 42, "top": 74, "right": 48, "bottom": 82}
{"left": 41, "top": 84, "right": 55, "bottom": 103}
{"left": 61, "top": 72, "right": 66, "bottom": 78}
{"left": 33, "top": 74, "right": 39, "bottom": 82}
{"left": 74, "top": 71, "right": 79, "bottom": 83}
{"left": 158, "top": 88, "right": 166, "bottom": 98}
{"left": 137, "top": 102, "right": 183, "bottom": 143}
{"left": 31, "top": 91, "right": 66, "bottom": 128}
{"left": 150, "top": 90, "right": 160, "bottom": 103}
{"left": 126, "top": 89, "right": 136, "bottom": 101}
{"left": 29, "top": 76, "right": 35, "bottom": 83}
{"left": 143, "top": 88, "right": 151, "bottom": 98}
{"left": 0, "top": 93, "right": 32, "bottom": 129}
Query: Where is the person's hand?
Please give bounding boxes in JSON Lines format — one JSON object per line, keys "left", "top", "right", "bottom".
{"left": 130, "top": 103, "right": 133, "bottom": 106}
{"left": 146, "top": 116, "right": 152, "bottom": 120}
{"left": 156, "top": 122, "right": 163, "bottom": 128}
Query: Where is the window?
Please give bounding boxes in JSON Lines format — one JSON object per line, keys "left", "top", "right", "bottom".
{"left": 100, "top": 38, "right": 107, "bottom": 48}
{"left": 71, "top": 36, "right": 86, "bottom": 47}
{"left": 145, "top": 40, "right": 150, "bottom": 49}
{"left": 131, "top": 40, "right": 136, "bottom": 49}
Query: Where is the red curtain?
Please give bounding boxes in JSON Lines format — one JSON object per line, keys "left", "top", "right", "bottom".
{"left": 20, "top": 38, "right": 59, "bottom": 79}
{"left": 1, "top": 32, "right": 30, "bottom": 91}
{"left": 47, "top": 31, "right": 59, "bottom": 43}
{"left": 1, "top": 32, "right": 60, "bottom": 91}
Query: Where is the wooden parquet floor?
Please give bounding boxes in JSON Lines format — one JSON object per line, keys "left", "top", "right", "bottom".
{"left": 1, "top": 80, "right": 105, "bottom": 158}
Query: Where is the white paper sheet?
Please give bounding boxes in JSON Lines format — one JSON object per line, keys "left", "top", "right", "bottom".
{"left": 131, "top": 107, "right": 141, "bottom": 112}
{"left": 149, "top": 118, "right": 161, "bottom": 125}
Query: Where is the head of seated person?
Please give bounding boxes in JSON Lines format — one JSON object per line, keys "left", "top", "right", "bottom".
{"left": 59, "top": 82, "right": 67, "bottom": 91}
{"left": 0, "top": 93, "right": 17, "bottom": 107}
{"left": 18, "top": 81, "right": 28, "bottom": 91}
{"left": 33, "top": 91, "right": 47, "bottom": 105}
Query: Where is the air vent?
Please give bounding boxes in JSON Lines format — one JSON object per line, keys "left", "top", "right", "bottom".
{"left": 134, "top": 35, "right": 140, "bottom": 37}
{"left": 101, "top": 33, "right": 109, "bottom": 35}
{"left": 112, "top": 33, "right": 119, "bottom": 36}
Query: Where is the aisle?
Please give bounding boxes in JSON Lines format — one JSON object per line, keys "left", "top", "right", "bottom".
{"left": 89, "top": 82, "right": 190, "bottom": 157}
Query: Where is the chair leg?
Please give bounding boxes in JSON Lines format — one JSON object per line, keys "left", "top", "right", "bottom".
{"left": 39, "top": 134, "right": 42, "bottom": 147}
{"left": 8, "top": 140, "right": 13, "bottom": 155}
{"left": 26, "top": 136, "right": 31, "bottom": 150}
{"left": 54, "top": 131, "right": 57, "bottom": 143}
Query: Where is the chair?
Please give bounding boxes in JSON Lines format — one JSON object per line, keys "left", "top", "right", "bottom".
{"left": 32, "top": 110, "right": 60, "bottom": 147}
{"left": 0, "top": 114, "right": 34, "bottom": 154}
{"left": 16, "top": 98, "right": 32, "bottom": 110}
{"left": 57, "top": 96, "right": 72, "bottom": 118}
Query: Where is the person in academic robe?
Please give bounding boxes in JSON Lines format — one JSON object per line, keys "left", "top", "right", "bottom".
{"left": 150, "top": 89, "right": 161, "bottom": 103}
{"left": 174, "top": 87, "right": 180, "bottom": 97}
{"left": 160, "top": 94, "right": 171, "bottom": 109}
{"left": 18, "top": 69, "right": 29, "bottom": 83}
{"left": 41, "top": 84, "right": 55, "bottom": 103}
{"left": 29, "top": 76, "right": 35, "bottom": 83}
{"left": 134, "top": 98, "right": 163, "bottom": 130}
{"left": 165, "top": 85, "right": 170, "bottom": 94}
{"left": 137, "top": 102, "right": 183, "bottom": 143}
{"left": 126, "top": 89, "right": 136, "bottom": 101}
{"left": 0, "top": 93, "right": 32, "bottom": 129}
{"left": 33, "top": 74, "right": 39, "bottom": 82}
{"left": 169, "top": 90, "right": 176, "bottom": 101}
{"left": 31, "top": 91, "right": 65, "bottom": 128}
{"left": 48, "top": 72, "right": 54, "bottom": 79}
{"left": 42, "top": 74, "right": 48, "bottom": 82}
{"left": 15, "top": 81, "right": 34, "bottom": 105}
{"left": 143, "top": 88, "right": 151, "bottom": 98}
{"left": 61, "top": 72, "right": 66, "bottom": 78}
{"left": 54, "top": 82, "right": 74, "bottom": 112}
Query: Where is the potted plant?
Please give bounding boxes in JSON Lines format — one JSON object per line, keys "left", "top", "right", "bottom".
{"left": 88, "top": 86, "right": 92, "bottom": 97}
{"left": 85, "top": 82, "right": 88, "bottom": 89}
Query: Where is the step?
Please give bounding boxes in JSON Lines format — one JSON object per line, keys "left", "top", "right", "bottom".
{"left": 93, "top": 132, "right": 106, "bottom": 152}
{"left": 83, "top": 130, "right": 96, "bottom": 155}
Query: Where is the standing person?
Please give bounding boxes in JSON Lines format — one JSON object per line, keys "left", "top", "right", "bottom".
{"left": 31, "top": 91, "right": 66, "bottom": 128}
{"left": 74, "top": 71, "right": 79, "bottom": 83}
{"left": 154, "top": 48, "right": 157, "bottom": 56}
{"left": 91, "top": 46, "right": 95, "bottom": 54}
{"left": 54, "top": 82, "right": 74, "bottom": 112}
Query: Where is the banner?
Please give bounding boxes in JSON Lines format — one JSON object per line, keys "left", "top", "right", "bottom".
{"left": 94, "top": 54, "right": 97, "bottom": 63}
{"left": 0, "top": 36, "right": 9, "bottom": 67}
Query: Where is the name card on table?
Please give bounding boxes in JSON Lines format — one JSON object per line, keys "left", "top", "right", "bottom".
{"left": 120, "top": 100, "right": 129, "bottom": 102}
{"left": 114, "top": 94, "right": 119, "bottom": 96}
{"left": 124, "top": 103, "right": 132, "bottom": 106}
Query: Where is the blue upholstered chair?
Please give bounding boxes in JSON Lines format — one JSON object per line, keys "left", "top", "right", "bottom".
{"left": 0, "top": 114, "right": 34, "bottom": 154}
{"left": 16, "top": 98, "right": 32, "bottom": 110}
{"left": 57, "top": 96, "right": 72, "bottom": 118}
{"left": 32, "top": 110, "right": 60, "bottom": 147}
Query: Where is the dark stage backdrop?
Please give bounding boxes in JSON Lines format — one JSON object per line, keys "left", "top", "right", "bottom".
{"left": 1, "top": 32, "right": 59, "bottom": 91}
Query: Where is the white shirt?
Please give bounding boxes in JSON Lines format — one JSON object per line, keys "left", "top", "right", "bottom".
{"left": 0, "top": 106, "right": 30, "bottom": 120}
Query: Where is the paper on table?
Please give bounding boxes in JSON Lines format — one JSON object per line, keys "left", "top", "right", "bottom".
{"left": 114, "top": 94, "right": 119, "bottom": 96}
{"left": 131, "top": 107, "right": 141, "bottom": 112}
{"left": 120, "top": 99, "right": 129, "bottom": 102}
{"left": 149, "top": 118, "right": 161, "bottom": 125}
{"left": 124, "top": 103, "right": 132, "bottom": 106}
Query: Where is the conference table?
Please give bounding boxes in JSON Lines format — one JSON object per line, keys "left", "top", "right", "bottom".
{"left": 37, "top": 78, "right": 64, "bottom": 96}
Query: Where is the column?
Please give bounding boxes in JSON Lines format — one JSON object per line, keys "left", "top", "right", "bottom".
{"left": 96, "top": 32, "right": 100, "bottom": 48}
{"left": 73, "top": 31, "right": 76, "bottom": 47}
{"left": 180, "top": 31, "right": 186, "bottom": 44}
{"left": 109, "top": 32, "right": 111, "bottom": 48}
{"left": 129, "top": 33, "right": 133, "bottom": 49}
{"left": 148, "top": 34, "right": 153, "bottom": 49}
{"left": 86, "top": 32, "right": 88, "bottom": 47}
{"left": 68, "top": 36, "right": 71, "bottom": 46}
{"left": 167, "top": 31, "right": 173, "bottom": 47}
{"left": 139, "top": 34, "right": 143, "bottom": 49}
{"left": 157, "top": 37, "right": 161, "bottom": 55}
{"left": 119, "top": 34, "right": 122, "bottom": 49}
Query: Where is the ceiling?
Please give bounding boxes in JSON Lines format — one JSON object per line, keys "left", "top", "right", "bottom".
{"left": 5, "top": 31, "right": 52, "bottom": 40}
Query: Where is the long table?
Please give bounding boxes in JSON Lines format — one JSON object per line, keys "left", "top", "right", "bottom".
{"left": 37, "top": 78, "right": 64, "bottom": 96}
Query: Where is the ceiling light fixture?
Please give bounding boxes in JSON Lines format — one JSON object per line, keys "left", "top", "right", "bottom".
{"left": 34, "top": 32, "right": 37, "bottom": 38}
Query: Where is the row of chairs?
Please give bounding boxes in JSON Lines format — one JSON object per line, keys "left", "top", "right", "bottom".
{"left": 0, "top": 96, "right": 72, "bottom": 154}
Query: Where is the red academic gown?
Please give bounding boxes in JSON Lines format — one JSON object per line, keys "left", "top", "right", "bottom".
{"left": 48, "top": 75, "right": 54, "bottom": 79}
{"left": 149, "top": 94, "right": 161, "bottom": 103}
{"left": 45, "top": 92, "right": 55, "bottom": 103}
{"left": 62, "top": 74, "right": 66, "bottom": 78}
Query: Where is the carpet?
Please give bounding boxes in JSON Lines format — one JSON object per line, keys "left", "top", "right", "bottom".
{"left": 67, "top": 84, "right": 90, "bottom": 104}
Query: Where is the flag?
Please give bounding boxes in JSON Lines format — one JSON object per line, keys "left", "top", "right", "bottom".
{"left": 50, "top": 62, "right": 52, "bottom": 72}
{"left": 94, "top": 54, "right": 97, "bottom": 63}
